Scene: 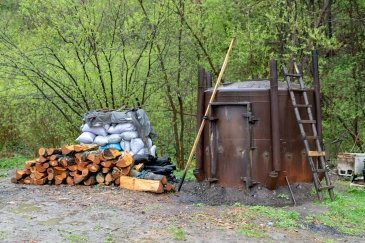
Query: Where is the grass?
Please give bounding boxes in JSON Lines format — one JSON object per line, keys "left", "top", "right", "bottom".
{"left": 168, "top": 226, "right": 186, "bottom": 241}
{"left": 239, "top": 222, "right": 266, "bottom": 238}
{"left": 174, "top": 167, "right": 195, "bottom": 181}
{"left": 246, "top": 206, "right": 300, "bottom": 229}
{"left": 59, "top": 230, "right": 88, "bottom": 243}
{"left": 103, "top": 233, "right": 115, "bottom": 243}
{"left": 307, "top": 186, "right": 365, "bottom": 235}
{"left": 0, "top": 231, "right": 6, "bottom": 241}
{"left": 0, "top": 154, "right": 29, "bottom": 169}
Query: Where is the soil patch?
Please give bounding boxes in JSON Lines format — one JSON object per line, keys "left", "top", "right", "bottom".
{"left": 1, "top": 172, "right": 364, "bottom": 242}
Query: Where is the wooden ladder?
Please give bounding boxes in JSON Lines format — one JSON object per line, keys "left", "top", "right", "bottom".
{"left": 282, "top": 63, "right": 335, "bottom": 201}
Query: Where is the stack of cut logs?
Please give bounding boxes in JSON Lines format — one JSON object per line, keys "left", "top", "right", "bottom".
{"left": 11, "top": 144, "right": 174, "bottom": 193}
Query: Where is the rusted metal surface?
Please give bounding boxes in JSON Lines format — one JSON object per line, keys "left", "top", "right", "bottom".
{"left": 194, "top": 67, "right": 206, "bottom": 181}
{"left": 196, "top": 79, "right": 317, "bottom": 188}
{"left": 269, "top": 60, "right": 281, "bottom": 174}
{"left": 312, "top": 49, "right": 323, "bottom": 143}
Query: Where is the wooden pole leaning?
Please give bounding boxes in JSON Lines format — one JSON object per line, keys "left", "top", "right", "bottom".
{"left": 177, "top": 38, "right": 236, "bottom": 191}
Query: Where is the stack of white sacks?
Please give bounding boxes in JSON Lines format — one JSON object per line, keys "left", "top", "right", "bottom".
{"left": 76, "top": 122, "right": 156, "bottom": 156}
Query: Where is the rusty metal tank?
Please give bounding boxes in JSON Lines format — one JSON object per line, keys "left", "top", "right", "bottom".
{"left": 194, "top": 59, "right": 322, "bottom": 189}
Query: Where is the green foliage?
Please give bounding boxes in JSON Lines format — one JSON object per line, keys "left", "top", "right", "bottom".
{"left": 308, "top": 187, "right": 365, "bottom": 235}
{"left": 246, "top": 206, "right": 300, "bottom": 229}
{"left": 168, "top": 226, "right": 186, "bottom": 241}
{"left": 0, "top": 0, "right": 364, "bottom": 167}
{"left": 174, "top": 166, "right": 195, "bottom": 181}
{"left": 0, "top": 154, "right": 29, "bottom": 169}
{"left": 238, "top": 222, "right": 266, "bottom": 238}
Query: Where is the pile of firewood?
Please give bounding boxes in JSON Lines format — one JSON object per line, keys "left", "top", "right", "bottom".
{"left": 11, "top": 144, "right": 174, "bottom": 193}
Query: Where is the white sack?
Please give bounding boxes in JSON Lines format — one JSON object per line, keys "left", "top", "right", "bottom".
{"left": 120, "top": 140, "right": 131, "bottom": 152}
{"left": 147, "top": 138, "right": 153, "bottom": 148}
{"left": 104, "top": 124, "right": 110, "bottom": 131}
{"left": 107, "top": 134, "right": 122, "bottom": 144}
{"left": 107, "top": 123, "right": 136, "bottom": 134}
{"left": 136, "top": 149, "right": 145, "bottom": 155}
{"left": 82, "top": 123, "right": 108, "bottom": 136}
{"left": 94, "top": 135, "right": 108, "bottom": 146}
{"left": 150, "top": 145, "right": 156, "bottom": 157}
{"left": 130, "top": 138, "right": 144, "bottom": 154}
{"left": 120, "top": 131, "right": 138, "bottom": 141}
{"left": 76, "top": 132, "right": 95, "bottom": 144}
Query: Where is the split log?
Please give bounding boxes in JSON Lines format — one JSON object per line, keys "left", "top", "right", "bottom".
{"left": 101, "top": 148, "right": 121, "bottom": 161}
{"left": 165, "top": 183, "right": 175, "bottom": 192}
{"left": 38, "top": 147, "right": 48, "bottom": 157}
{"left": 100, "top": 160, "right": 115, "bottom": 168}
{"left": 96, "top": 172, "right": 105, "bottom": 184}
{"left": 67, "top": 164, "right": 78, "bottom": 172}
{"left": 74, "top": 144, "right": 98, "bottom": 152}
{"left": 74, "top": 153, "right": 82, "bottom": 163}
{"left": 23, "top": 177, "right": 31, "bottom": 184}
{"left": 15, "top": 170, "right": 27, "bottom": 180}
{"left": 35, "top": 162, "right": 49, "bottom": 173}
{"left": 36, "top": 156, "right": 48, "bottom": 163}
{"left": 53, "top": 166, "right": 66, "bottom": 175}
{"left": 24, "top": 160, "right": 36, "bottom": 169}
{"left": 88, "top": 164, "right": 100, "bottom": 173}
{"left": 81, "top": 168, "right": 89, "bottom": 177}
{"left": 25, "top": 168, "right": 31, "bottom": 175}
{"left": 121, "top": 166, "right": 131, "bottom": 176}
{"left": 119, "top": 176, "right": 164, "bottom": 193}
{"left": 116, "top": 152, "right": 133, "bottom": 168}
{"left": 55, "top": 175, "right": 65, "bottom": 185}
{"left": 34, "top": 171, "right": 46, "bottom": 180}
{"left": 105, "top": 173, "right": 113, "bottom": 186}
{"left": 49, "top": 154, "right": 62, "bottom": 161}
{"left": 74, "top": 173, "right": 85, "bottom": 184}
{"left": 102, "top": 167, "right": 111, "bottom": 173}
{"left": 60, "top": 156, "right": 75, "bottom": 167}
{"left": 87, "top": 152, "right": 101, "bottom": 164}
{"left": 61, "top": 145, "right": 75, "bottom": 155}
{"left": 114, "top": 177, "right": 120, "bottom": 186}
{"left": 46, "top": 148, "right": 62, "bottom": 156}
{"left": 77, "top": 161, "right": 90, "bottom": 171}
{"left": 66, "top": 176, "right": 75, "bottom": 185}
{"left": 84, "top": 175, "right": 96, "bottom": 186}
{"left": 134, "top": 163, "right": 144, "bottom": 172}
{"left": 34, "top": 178, "right": 47, "bottom": 185}
{"left": 47, "top": 167, "right": 54, "bottom": 180}
{"left": 111, "top": 167, "right": 121, "bottom": 179}
{"left": 49, "top": 160, "right": 58, "bottom": 167}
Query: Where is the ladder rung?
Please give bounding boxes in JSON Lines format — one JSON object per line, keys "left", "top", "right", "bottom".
{"left": 308, "top": 151, "right": 326, "bottom": 157}
{"left": 298, "top": 120, "right": 316, "bottom": 124}
{"left": 290, "top": 88, "right": 309, "bottom": 92}
{"left": 293, "top": 104, "right": 312, "bottom": 108}
{"left": 318, "top": 185, "right": 334, "bottom": 191}
{"left": 285, "top": 73, "right": 302, "bottom": 77}
{"left": 313, "top": 169, "right": 327, "bottom": 173}
{"left": 303, "top": 136, "right": 320, "bottom": 140}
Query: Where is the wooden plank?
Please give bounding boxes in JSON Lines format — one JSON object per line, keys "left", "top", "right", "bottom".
{"left": 119, "top": 176, "right": 164, "bottom": 193}
{"left": 308, "top": 151, "right": 326, "bottom": 157}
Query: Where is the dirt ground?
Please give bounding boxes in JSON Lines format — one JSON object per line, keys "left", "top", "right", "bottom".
{"left": 0, "top": 170, "right": 364, "bottom": 243}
